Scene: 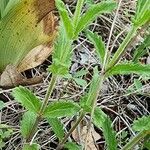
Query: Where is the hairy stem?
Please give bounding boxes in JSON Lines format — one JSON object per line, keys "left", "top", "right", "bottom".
{"left": 26, "top": 75, "right": 57, "bottom": 143}
{"left": 84, "top": 74, "right": 105, "bottom": 149}
{"left": 39, "top": 75, "right": 57, "bottom": 113}
{"left": 56, "top": 111, "right": 85, "bottom": 150}
{"left": 121, "top": 130, "right": 150, "bottom": 150}
{"left": 102, "top": 0, "right": 123, "bottom": 72}
{"left": 106, "top": 26, "right": 137, "bottom": 71}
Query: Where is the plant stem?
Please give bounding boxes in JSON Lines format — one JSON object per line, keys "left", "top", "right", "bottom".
{"left": 106, "top": 26, "right": 137, "bottom": 71}
{"left": 102, "top": 0, "right": 123, "bottom": 72}
{"left": 26, "top": 75, "right": 57, "bottom": 143}
{"left": 56, "top": 111, "right": 85, "bottom": 150}
{"left": 39, "top": 75, "right": 57, "bottom": 113}
{"left": 121, "top": 130, "right": 150, "bottom": 150}
{"left": 84, "top": 74, "right": 105, "bottom": 149}
{"left": 73, "top": 0, "right": 85, "bottom": 27}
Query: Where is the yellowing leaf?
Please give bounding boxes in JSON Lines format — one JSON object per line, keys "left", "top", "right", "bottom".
{"left": 0, "top": 0, "right": 57, "bottom": 73}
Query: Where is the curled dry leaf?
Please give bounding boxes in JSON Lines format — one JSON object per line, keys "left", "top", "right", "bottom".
{"left": 17, "top": 44, "right": 53, "bottom": 72}
{"left": 0, "top": 65, "right": 43, "bottom": 88}
{"left": 72, "top": 120, "right": 101, "bottom": 150}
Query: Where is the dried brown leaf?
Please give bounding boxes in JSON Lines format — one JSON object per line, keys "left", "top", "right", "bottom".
{"left": 72, "top": 120, "right": 101, "bottom": 150}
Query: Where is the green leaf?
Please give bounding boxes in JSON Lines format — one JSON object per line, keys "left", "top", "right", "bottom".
{"left": 93, "top": 107, "right": 107, "bottom": 128}
{"left": 86, "top": 30, "right": 105, "bottom": 64}
{"left": 86, "top": 0, "right": 94, "bottom": 6}
{"left": 12, "top": 86, "right": 42, "bottom": 113}
{"left": 23, "top": 143, "right": 40, "bottom": 150}
{"left": 1, "top": 0, "right": 20, "bottom": 18}
{"left": 106, "top": 63, "right": 150, "bottom": 77}
{"left": 86, "top": 67, "right": 100, "bottom": 107}
{"left": 74, "top": 1, "right": 116, "bottom": 36}
{"left": 74, "top": 78, "right": 87, "bottom": 87}
{"left": 144, "top": 139, "right": 150, "bottom": 150}
{"left": 1, "top": 129, "right": 13, "bottom": 139}
{"left": 134, "top": 79, "right": 142, "bottom": 93}
{"left": 133, "top": 115, "right": 150, "bottom": 131}
{"left": 0, "top": 141, "right": 5, "bottom": 149}
{"left": 0, "top": 124, "right": 11, "bottom": 129}
{"left": 55, "top": 0, "right": 74, "bottom": 39}
{"left": 47, "top": 117, "right": 64, "bottom": 140}
{"left": 49, "top": 25, "right": 72, "bottom": 75}
{"left": 20, "top": 111, "right": 37, "bottom": 139}
{"left": 0, "top": 0, "right": 56, "bottom": 72}
{"left": 0, "top": 0, "right": 10, "bottom": 19}
{"left": 93, "top": 107, "right": 117, "bottom": 150}
{"left": 133, "top": 34, "right": 150, "bottom": 63}
{"left": 102, "top": 116, "right": 117, "bottom": 150}
{"left": 73, "top": 69, "right": 88, "bottom": 78}
{"left": 64, "top": 142, "right": 81, "bottom": 150}
{"left": 133, "top": 0, "right": 150, "bottom": 27}
{"left": 0, "top": 101, "right": 5, "bottom": 110}
{"left": 43, "top": 101, "right": 81, "bottom": 118}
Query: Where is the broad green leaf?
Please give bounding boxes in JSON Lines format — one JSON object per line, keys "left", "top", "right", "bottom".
{"left": 86, "top": 67, "right": 100, "bottom": 107}
{"left": 74, "top": 1, "right": 116, "bottom": 36}
{"left": 23, "top": 143, "right": 40, "bottom": 150}
{"left": 21, "top": 111, "right": 37, "bottom": 138}
{"left": 133, "top": 115, "right": 150, "bottom": 131}
{"left": 93, "top": 107, "right": 117, "bottom": 150}
{"left": 87, "top": 30, "right": 105, "bottom": 64}
{"left": 0, "top": 101, "right": 5, "bottom": 110}
{"left": 47, "top": 117, "right": 64, "bottom": 140}
{"left": 106, "top": 63, "right": 150, "bottom": 77}
{"left": 1, "top": 0, "right": 20, "bottom": 18}
{"left": 0, "top": 0, "right": 56, "bottom": 72}
{"left": 64, "top": 142, "right": 81, "bottom": 150}
{"left": 55, "top": 0, "right": 74, "bottom": 39}
{"left": 12, "top": 86, "right": 42, "bottom": 113}
{"left": 0, "top": 0, "right": 10, "bottom": 19}
{"left": 43, "top": 101, "right": 81, "bottom": 118}
{"left": 133, "top": 34, "right": 150, "bottom": 63}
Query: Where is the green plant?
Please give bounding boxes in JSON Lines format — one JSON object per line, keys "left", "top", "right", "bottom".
{"left": 10, "top": 0, "right": 116, "bottom": 149}
{"left": 0, "top": 124, "right": 13, "bottom": 149}
{"left": 10, "top": 0, "right": 150, "bottom": 150}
